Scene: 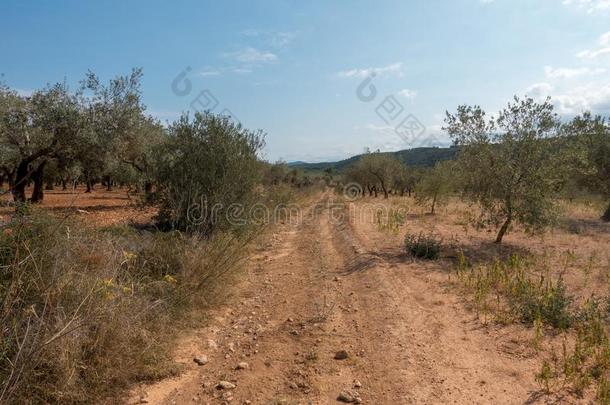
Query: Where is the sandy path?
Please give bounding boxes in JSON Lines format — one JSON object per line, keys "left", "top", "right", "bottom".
{"left": 127, "top": 195, "right": 548, "bottom": 404}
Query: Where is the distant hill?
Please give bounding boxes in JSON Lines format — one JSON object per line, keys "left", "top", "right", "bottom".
{"left": 288, "top": 146, "right": 458, "bottom": 172}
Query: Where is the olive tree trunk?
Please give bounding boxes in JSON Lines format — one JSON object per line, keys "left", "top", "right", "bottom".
{"left": 602, "top": 202, "right": 610, "bottom": 222}
{"left": 30, "top": 162, "right": 47, "bottom": 203}
{"left": 495, "top": 215, "right": 512, "bottom": 244}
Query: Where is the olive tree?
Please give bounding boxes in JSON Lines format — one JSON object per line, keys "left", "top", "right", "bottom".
{"left": 444, "top": 96, "right": 563, "bottom": 243}
{"left": 344, "top": 163, "right": 375, "bottom": 197}
{"left": 155, "top": 112, "right": 265, "bottom": 235}
{"left": 561, "top": 113, "right": 610, "bottom": 221}
{"left": 0, "top": 84, "right": 22, "bottom": 191}
{"left": 78, "top": 68, "right": 147, "bottom": 193}
{"left": 0, "top": 83, "right": 83, "bottom": 203}
{"left": 356, "top": 152, "right": 403, "bottom": 198}
{"left": 415, "top": 160, "right": 455, "bottom": 214}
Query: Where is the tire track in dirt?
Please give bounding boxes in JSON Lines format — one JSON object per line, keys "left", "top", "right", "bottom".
{"left": 127, "top": 195, "right": 545, "bottom": 404}
{"left": 332, "top": 200, "right": 544, "bottom": 404}
{"left": 128, "top": 196, "right": 362, "bottom": 404}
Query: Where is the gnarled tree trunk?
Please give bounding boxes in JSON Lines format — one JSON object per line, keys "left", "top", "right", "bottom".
{"left": 12, "top": 160, "right": 29, "bottom": 203}
{"left": 30, "top": 161, "right": 47, "bottom": 203}
{"left": 602, "top": 202, "right": 610, "bottom": 222}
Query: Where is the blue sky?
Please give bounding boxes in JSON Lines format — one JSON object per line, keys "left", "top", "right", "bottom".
{"left": 1, "top": 0, "right": 609, "bottom": 162}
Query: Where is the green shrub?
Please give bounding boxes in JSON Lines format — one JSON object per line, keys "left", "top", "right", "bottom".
{"left": 154, "top": 112, "right": 265, "bottom": 235}
{"left": 404, "top": 232, "right": 442, "bottom": 259}
{"left": 509, "top": 278, "right": 573, "bottom": 329}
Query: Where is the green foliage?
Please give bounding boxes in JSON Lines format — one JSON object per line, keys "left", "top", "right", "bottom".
{"left": 561, "top": 112, "right": 610, "bottom": 221}
{"left": 536, "top": 360, "right": 557, "bottom": 393}
{"left": 510, "top": 279, "right": 573, "bottom": 329}
{"left": 455, "top": 253, "right": 610, "bottom": 399}
{"left": 345, "top": 152, "right": 406, "bottom": 198}
{"left": 445, "top": 96, "right": 564, "bottom": 243}
{"left": 375, "top": 208, "right": 406, "bottom": 234}
{"left": 456, "top": 253, "right": 573, "bottom": 328}
{"left": 415, "top": 160, "right": 455, "bottom": 214}
{"left": 155, "top": 112, "right": 265, "bottom": 235}
{"left": 533, "top": 298, "right": 610, "bottom": 401}
{"left": 0, "top": 69, "right": 161, "bottom": 203}
{"left": 404, "top": 232, "right": 442, "bottom": 259}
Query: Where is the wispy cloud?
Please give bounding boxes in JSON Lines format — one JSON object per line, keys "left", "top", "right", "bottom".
{"left": 563, "top": 0, "right": 610, "bottom": 13}
{"left": 544, "top": 65, "right": 606, "bottom": 79}
{"left": 337, "top": 62, "right": 403, "bottom": 78}
{"left": 577, "top": 47, "right": 610, "bottom": 58}
{"left": 199, "top": 46, "right": 279, "bottom": 78}
{"left": 575, "top": 31, "right": 610, "bottom": 59}
{"left": 232, "top": 67, "right": 253, "bottom": 74}
{"left": 270, "top": 32, "right": 296, "bottom": 48}
{"left": 224, "top": 47, "right": 278, "bottom": 63}
{"left": 355, "top": 123, "right": 408, "bottom": 151}
{"left": 199, "top": 69, "right": 222, "bottom": 77}
{"left": 240, "top": 30, "right": 297, "bottom": 49}
{"left": 362, "top": 123, "right": 395, "bottom": 133}
{"left": 397, "top": 88, "right": 417, "bottom": 101}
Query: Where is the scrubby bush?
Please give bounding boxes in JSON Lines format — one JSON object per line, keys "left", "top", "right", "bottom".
{"left": 415, "top": 160, "right": 455, "bottom": 214}
{"left": 404, "top": 232, "right": 442, "bottom": 259}
{"left": 0, "top": 210, "right": 246, "bottom": 403}
{"left": 510, "top": 278, "right": 573, "bottom": 329}
{"left": 455, "top": 253, "right": 573, "bottom": 329}
{"left": 154, "top": 112, "right": 265, "bottom": 235}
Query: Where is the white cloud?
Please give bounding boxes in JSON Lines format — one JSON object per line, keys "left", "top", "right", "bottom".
{"left": 563, "top": 0, "right": 610, "bottom": 13}
{"left": 363, "top": 123, "right": 395, "bottom": 133}
{"left": 232, "top": 67, "right": 253, "bottom": 74}
{"left": 553, "top": 84, "right": 610, "bottom": 114}
{"left": 199, "top": 69, "right": 222, "bottom": 77}
{"left": 358, "top": 123, "right": 408, "bottom": 151}
{"left": 576, "top": 32, "right": 610, "bottom": 58}
{"left": 575, "top": 31, "right": 610, "bottom": 59}
{"left": 525, "top": 81, "right": 610, "bottom": 115}
{"left": 576, "top": 47, "right": 610, "bottom": 58}
{"left": 224, "top": 47, "right": 278, "bottom": 63}
{"left": 397, "top": 88, "right": 417, "bottom": 101}
{"left": 239, "top": 30, "right": 297, "bottom": 49}
{"left": 525, "top": 82, "right": 554, "bottom": 99}
{"left": 270, "top": 32, "right": 296, "bottom": 48}
{"left": 544, "top": 65, "right": 606, "bottom": 78}
{"left": 337, "top": 62, "right": 403, "bottom": 78}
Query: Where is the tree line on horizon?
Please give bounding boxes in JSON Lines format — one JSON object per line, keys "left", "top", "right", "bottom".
{"left": 1, "top": 70, "right": 608, "bottom": 243}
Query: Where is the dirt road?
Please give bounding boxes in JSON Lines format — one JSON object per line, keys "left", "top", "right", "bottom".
{"left": 129, "top": 196, "right": 545, "bottom": 404}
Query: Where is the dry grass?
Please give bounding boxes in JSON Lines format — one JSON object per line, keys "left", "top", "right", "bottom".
{"left": 0, "top": 204, "right": 250, "bottom": 403}
{"left": 352, "top": 193, "right": 610, "bottom": 401}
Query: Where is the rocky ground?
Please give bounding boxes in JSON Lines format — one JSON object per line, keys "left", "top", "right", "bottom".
{"left": 126, "top": 194, "right": 565, "bottom": 405}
